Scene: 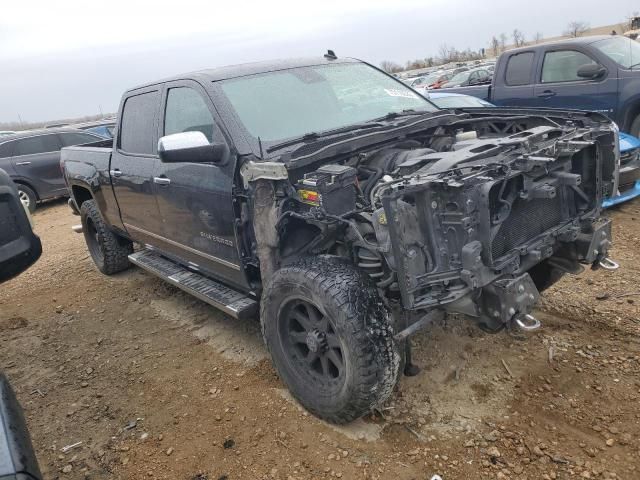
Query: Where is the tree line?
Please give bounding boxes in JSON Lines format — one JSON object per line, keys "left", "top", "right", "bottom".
{"left": 380, "top": 15, "right": 638, "bottom": 73}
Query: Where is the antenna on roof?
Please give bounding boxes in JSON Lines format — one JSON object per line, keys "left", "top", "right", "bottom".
{"left": 324, "top": 49, "right": 337, "bottom": 60}
{"left": 258, "top": 136, "right": 265, "bottom": 160}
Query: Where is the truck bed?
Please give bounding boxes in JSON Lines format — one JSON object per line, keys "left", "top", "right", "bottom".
{"left": 61, "top": 139, "right": 113, "bottom": 171}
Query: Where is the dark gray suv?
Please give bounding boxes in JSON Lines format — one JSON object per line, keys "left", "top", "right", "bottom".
{"left": 0, "top": 128, "right": 102, "bottom": 211}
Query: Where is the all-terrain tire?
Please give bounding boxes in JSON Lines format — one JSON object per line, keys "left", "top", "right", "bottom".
{"left": 16, "top": 184, "right": 37, "bottom": 213}
{"left": 80, "top": 200, "right": 132, "bottom": 275}
{"left": 261, "top": 255, "right": 400, "bottom": 424}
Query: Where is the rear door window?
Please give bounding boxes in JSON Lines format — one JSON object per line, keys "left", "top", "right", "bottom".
{"left": 119, "top": 91, "right": 160, "bottom": 155}
{"left": 14, "top": 134, "right": 61, "bottom": 156}
{"left": 541, "top": 50, "right": 597, "bottom": 83}
{"left": 0, "top": 141, "right": 14, "bottom": 158}
{"left": 505, "top": 52, "right": 534, "bottom": 86}
{"left": 58, "top": 132, "right": 100, "bottom": 147}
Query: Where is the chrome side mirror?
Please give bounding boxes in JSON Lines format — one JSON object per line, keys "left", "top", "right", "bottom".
{"left": 158, "top": 131, "right": 227, "bottom": 164}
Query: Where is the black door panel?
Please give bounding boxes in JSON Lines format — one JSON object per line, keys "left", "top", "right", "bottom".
{"left": 153, "top": 161, "right": 245, "bottom": 286}
{"left": 110, "top": 89, "right": 164, "bottom": 245}
{"left": 154, "top": 82, "right": 248, "bottom": 289}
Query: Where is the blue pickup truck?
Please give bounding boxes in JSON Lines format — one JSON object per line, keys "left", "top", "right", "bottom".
{"left": 446, "top": 36, "right": 640, "bottom": 133}
{"left": 445, "top": 35, "right": 640, "bottom": 204}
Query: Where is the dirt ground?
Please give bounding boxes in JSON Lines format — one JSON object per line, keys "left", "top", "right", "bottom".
{"left": 1, "top": 199, "right": 639, "bottom": 480}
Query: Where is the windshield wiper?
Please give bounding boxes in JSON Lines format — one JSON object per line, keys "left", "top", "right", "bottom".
{"left": 266, "top": 121, "right": 385, "bottom": 153}
{"left": 374, "top": 109, "right": 427, "bottom": 121}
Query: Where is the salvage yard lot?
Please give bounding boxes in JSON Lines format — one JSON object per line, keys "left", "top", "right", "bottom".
{"left": 1, "top": 200, "right": 639, "bottom": 480}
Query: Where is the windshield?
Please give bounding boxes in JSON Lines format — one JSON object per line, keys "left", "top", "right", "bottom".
{"left": 219, "top": 63, "right": 437, "bottom": 143}
{"left": 430, "top": 95, "right": 494, "bottom": 109}
{"left": 593, "top": 36, "right": 640, "bottom": 68}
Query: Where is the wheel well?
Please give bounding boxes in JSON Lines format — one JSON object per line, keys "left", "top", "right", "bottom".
{"left": 279, "top": 218, "right": 323, "bottom": 263}
{"left": 71, "top": 185, "right": 93, "bottom": 207}
{"left": 12, "top": 180, "right": 39, "bottom": 200}
{"left": 623, "top": 101, "right": 640, "bottom": 132}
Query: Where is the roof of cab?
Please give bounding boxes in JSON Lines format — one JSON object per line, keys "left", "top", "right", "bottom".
{"left": 127, "top": 56, "right": 361, "bottom": 93}
{"left": 506, "top": 35, "right": 614, "bottom": 55}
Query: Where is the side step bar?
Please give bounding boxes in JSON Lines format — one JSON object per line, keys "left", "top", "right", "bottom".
{"left": 128, "top": 249, "right": 258, "bottom": 320}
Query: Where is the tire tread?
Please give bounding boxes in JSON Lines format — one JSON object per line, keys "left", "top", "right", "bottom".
{"left": 261, "top": 256, "right": 399, "bottom": 423}
{"left": 81, "top": 200, "right": 132, "bottom": 275}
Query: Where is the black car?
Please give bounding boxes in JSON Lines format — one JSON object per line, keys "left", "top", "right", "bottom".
{"left": 0, "top": 128, "right": 102, "bottom": 212}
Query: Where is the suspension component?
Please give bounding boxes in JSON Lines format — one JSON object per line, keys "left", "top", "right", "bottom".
{"left": 356, "top": 247, "right": 384, "bottom": 281}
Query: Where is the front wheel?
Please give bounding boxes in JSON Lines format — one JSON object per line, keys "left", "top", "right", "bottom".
{"left": 80, "top": 200, "right": 132, "bottom": 275}
{"left": 261, "top": 256, "right": 400, "bottom": 424}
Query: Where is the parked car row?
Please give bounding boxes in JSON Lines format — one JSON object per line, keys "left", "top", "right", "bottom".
{"left": 402, "top": 61, "right": 495, "bottom": 93}
{"left": 71, "top": 118, "right": 117, "bottom": 139}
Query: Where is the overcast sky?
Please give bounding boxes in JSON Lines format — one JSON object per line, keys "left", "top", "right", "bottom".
{"left": 1, "top": 0, "right": 637, "bottom": 123}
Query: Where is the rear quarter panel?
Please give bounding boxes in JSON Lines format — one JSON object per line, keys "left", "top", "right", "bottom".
{"left": 62, "top": 144, "right": 123, "bottom": 230}
{"left": 0, "top": 157, "right": 17, "bottom": 177}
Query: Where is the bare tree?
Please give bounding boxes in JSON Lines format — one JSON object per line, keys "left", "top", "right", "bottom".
{"left": 437, "top": 43, "right": 454, "bottom": 63}
{"left": 533, "top": 32, "right": 544, "bottom": 44}
{"left": 564, "top": 21, "right": 590, "bottom": 38}
{"left": 512, "top": 29, "right": 525, "bottom": 48}
{"left": 380, "top": 60, "right": 403, "bottom": 73}
{"left": 499, "top": 33, "right": 508, "bottom": 53}
{"left": 490, "top": 36, "right": 500, "bottom": 57}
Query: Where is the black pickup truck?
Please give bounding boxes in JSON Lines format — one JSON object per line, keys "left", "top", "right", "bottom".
{"left": 62, "top": 55, "right": 618, "bottom": 423}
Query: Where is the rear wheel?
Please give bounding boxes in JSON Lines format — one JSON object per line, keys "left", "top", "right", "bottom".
{"left": 80, "top": 200, "right": 132, "bottom": 275}
{"left": 261, "top": 256, "right": 400, "bottom": 423}
{"left": 16, "top": 184, "right": 36, "bottom": 213}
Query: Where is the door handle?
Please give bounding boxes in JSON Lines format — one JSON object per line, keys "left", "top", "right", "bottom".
{"left": 15, "top": 161, "right": 31, "bottom": 166}
{"left": 537, "top": 90, "right": 557, "bottom": 98}
{"left": 109, "top": 169, "right": 122, "bottom": 178}
{"left": 153, "top": 176, "right": 171, "bottom": 185}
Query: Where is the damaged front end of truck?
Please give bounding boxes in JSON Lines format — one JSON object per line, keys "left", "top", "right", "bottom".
{"left": 379, "top": 119, "right": 618, "bottom": 335}
{"left": 245, "top": 108, "right": 619, "bottom": 340}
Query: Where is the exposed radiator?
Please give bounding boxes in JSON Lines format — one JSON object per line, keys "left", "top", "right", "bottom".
{"left": 491, "top": 196, "right": 563, "bottom": 260}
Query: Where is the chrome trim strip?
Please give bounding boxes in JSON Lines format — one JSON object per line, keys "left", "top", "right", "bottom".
{"left": 124, "top": 223, "right": 241, "bottom": 271}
